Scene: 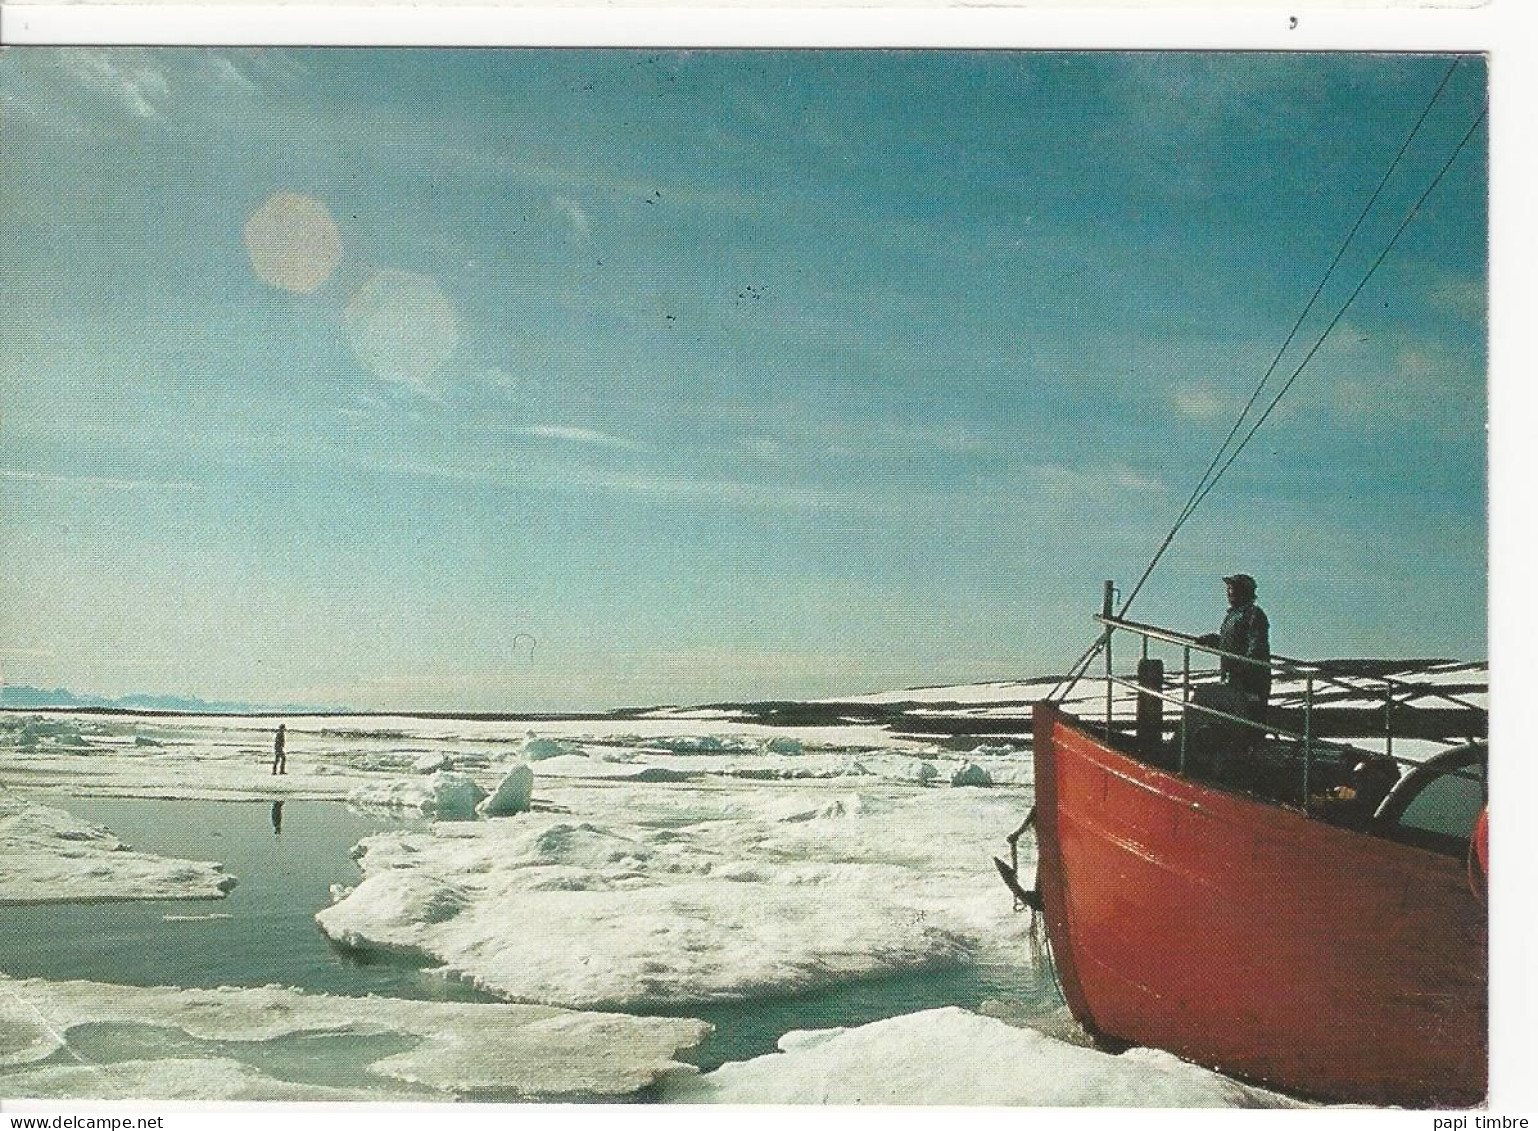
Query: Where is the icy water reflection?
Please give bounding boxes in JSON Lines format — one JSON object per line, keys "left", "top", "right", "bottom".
{"left": 0, "top": 797, "right": 497, "bottom": 1004}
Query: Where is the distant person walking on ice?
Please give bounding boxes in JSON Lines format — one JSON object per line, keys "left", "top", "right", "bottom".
{"left": 271, "top": 724, "right": 287, "bottom": 775}
{"left": 1199, "top": 574, "right": 1272, "bottom": 723}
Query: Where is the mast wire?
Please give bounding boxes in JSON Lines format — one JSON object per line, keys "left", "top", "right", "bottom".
{"left": 1179, "top": 104, "right": 1486, "bottom": 524}
{"left": 1117, "top": 57, "right": 1468, "bottom": 620}
{"left": 1049, "top": 64, "right": 1484, "bottom": 700}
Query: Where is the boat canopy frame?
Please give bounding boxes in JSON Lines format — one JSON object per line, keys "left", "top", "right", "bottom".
{"left": 1084, "top": 607, "right": 1486, "bottom": 817}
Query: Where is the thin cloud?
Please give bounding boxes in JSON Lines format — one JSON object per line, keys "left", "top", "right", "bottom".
{"left": 523, "top": 425, "right": 646, "bottom": 452}
{"left": 286, "top": 440, "right": 494, "bottom": 485}
{"left": 428, "top": 146, "right": 772, "bottom": 218}
{"left": 0, "top": 469, "right": 201, "bottom": 492}
{"left": 205, "top": 56, "right": 259, "bottom": 95}
{"left": 861, "top": 421, "right": 994, "bottom": 458}
{"left": 1026, "top": 462, "right": 1169, "bottom": 502}
{"left": 553, "top": 196, "right": 592, "bottom": 242}
{"left": 4, "top": 49, "right": 287, "bottom": 133}
{"left": 567, "top": 468, "right": 851, "bottom": 514}
{"left": 722, "top": 413, "right": 998, "bottom": 463}
{"left": 1170, "top": 383, "right": 1238, "bottom": 421}
{"left": 1429, "top": 275, "right": 1486, "bottom": 321}
{"left": 64, "top": 51, "right": 170, "bottom": 119}
{"left": 1314, "top": 324, "right": 1484, "bottom": 427}
{"left": 273, "top": 441, "right": 848, "bottom": 514}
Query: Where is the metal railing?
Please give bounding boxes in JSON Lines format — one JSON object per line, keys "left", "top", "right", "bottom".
{"left": 1084, "top": 610, "right": 1485, "bottom": 815}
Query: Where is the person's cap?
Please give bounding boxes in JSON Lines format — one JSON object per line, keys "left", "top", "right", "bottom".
{"left": 1223, "top": 573, "right": 1257, "bottom": 592}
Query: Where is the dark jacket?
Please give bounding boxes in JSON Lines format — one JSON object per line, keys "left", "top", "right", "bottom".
{"left": 1218, "top": 600, "right": 1271, "bottom": 702}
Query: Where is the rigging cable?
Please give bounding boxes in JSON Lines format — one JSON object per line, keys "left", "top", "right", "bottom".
{"left": 1117, "top": 57, "right": 1468, "bottom": 620}
{"left": 1049, "top": 68, "right": 1483, "bottom": 700}
{"left": 1178, "top": 105, "right": 1486, "bottom": 524}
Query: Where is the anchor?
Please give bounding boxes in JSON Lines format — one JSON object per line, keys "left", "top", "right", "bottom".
{"left": 993, "top": 806, "right": 1043, "bottom": 913}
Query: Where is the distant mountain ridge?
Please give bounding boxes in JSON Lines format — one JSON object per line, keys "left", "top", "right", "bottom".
{"left": 0, "top": 684, "right": 326, "bottom": 714}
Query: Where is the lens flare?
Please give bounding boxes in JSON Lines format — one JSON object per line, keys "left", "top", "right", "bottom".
{"left": 243, "top": 193, "right": 343, "bottom": 294}
{"left": 343, "top": 269, "right": 460, "bottom": 390}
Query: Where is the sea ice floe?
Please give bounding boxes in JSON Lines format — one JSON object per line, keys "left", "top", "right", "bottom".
{"left": 348, "top": 771, "right": 486, "bottom": 820}
{"left": 0, "top": 1056, "right": 408, "bottom": 1103}
{"left": 315, "top": 783, "right": 1034, "bottom": 1010}
{"left": 970, "top": 743, "right": 1027, "bottom": 758}
{"left": 660, "top": 1007, "right": 1305, "bottom": 1107}
{"left": 1, "top": 713, "right": 940, "bottom": 804}
{"left": 0, "top": 975, "right": 708, "bottom": 1102}
{"left": 817, "top": 680, "right": 1045, "bottom": 706}
{"left": 0, "top": 794, "right": 235, "bottom": 904}
{"left": 2, "top": 717, "right": 90, "bottom": 752}
{"left": 322, "top": 869, "right": 969, "bottom": 1009}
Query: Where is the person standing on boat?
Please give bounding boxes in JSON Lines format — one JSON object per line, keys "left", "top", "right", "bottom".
{"left": 1201, "top": 574, "right": 1272, "bottom": 723}
{"left": 271, "top": 724, "right": 287, "bottom": 775}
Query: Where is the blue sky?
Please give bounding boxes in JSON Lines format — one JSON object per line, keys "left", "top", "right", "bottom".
{"left": 0, "top": 49, "right": 1487, "bottom": 711}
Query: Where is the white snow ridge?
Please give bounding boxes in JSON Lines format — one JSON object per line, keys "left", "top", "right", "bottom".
{"left": 661, "top": 1007, "right": 1302, "bottom": 1106}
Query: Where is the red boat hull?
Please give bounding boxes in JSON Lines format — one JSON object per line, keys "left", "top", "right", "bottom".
{"left": 1032, "top": 701, "right": 1486, "bottom": 1108}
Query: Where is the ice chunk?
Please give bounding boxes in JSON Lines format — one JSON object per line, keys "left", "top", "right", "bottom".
{"left": 661, "top": 1007, "right": 1304, "bottom": 1106}
{"left": 763, "top": 736, "right": 804, "bottom": 755}
{"left": 348, "top": 771, "right": 486, "bottom": 820}
{"left": 589, "top": 748, "right": 639, "bottom": 763}
{"left": 853, "top": 753, "right": 939, "bottom": 784}
{"left": 0, "top": 796, "right": 235, "bottom": 904}
{"left": 521, "top": 736, "right": 577, "bottom": 761}
{"left": 950, "top": 762, "right": 993, "bottom": 787}
{"left": 413, "top": 752, "right": 454, "bottom": 774}
{"left": 478, "top": 764, "right": 534, "bottom": 817}
{"left": 625, "top": 766, "right": 697, "bottom": 782}
{"left": 0, "top": 975, "right": 708, "bottom": 1102}
{"left": 978, "top": 762, "right": 1034, "bottom": 786}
